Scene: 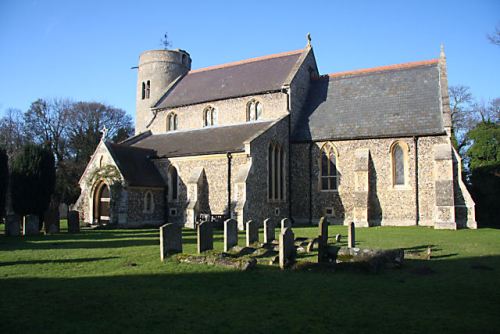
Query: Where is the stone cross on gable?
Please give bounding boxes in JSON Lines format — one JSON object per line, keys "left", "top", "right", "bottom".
{"left": 100, "top": 126, "right": 108, "bottom": 141}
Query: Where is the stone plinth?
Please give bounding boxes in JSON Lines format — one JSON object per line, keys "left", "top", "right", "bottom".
{"left": 224, "top": 219, "right": 238, "bottom": 252}
{"left": 263, "top": 218, "right": 275, "bottom": 244}
{"left": 197, "top": 221, "right": 213, "bottom": 253}
{"left": 279, "top": 227, "right": 295, "bottom": 269}
{"left": 246, "top": 220, "right": 258, "bottom": 246}
{"left": 68, "top": 211, "right": 80, "bottom": 233}
{"left": 160, "top": 223, "right": 182, "bottom": 261}
{"left": 5, "top": 214, "right": 21, "bottom": 236}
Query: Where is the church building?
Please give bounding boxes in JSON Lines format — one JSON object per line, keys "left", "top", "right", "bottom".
{"left": 76, "top": 37, "right": 476, "bottom": 230}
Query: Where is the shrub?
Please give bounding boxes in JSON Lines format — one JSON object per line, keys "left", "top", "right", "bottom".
{"left": 0, "top": 148, "right": 7, "bottom": 218}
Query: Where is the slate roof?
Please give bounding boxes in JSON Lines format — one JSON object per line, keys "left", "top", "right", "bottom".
{"left": 292, "top": 60, "right": 445, "bottom": 142}
{"left": 154, "top": 50, "right": 303, "bottom": 109}
{"left": 129, "top": 121, "right": 275, "bottom": 157}
{"left": 105, "top": 142, "right": 165, "bottom": 187}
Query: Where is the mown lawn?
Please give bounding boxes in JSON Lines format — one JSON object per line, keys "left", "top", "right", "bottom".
{"left": 0, "top": 223, "right": 499, "bottom": 334}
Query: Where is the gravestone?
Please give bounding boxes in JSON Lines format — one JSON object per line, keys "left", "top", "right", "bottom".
{"left": 279, "top": 227, "right": 295, "bottom": 269}
{"left": 44, "top": 207, "right": 60, "bottom": 234}
{"left": 23, "top": 215, "right": 39, "bottom": 236}
{"left": 5, "top": 214, "right": 21, "bottom": 236}
{"left": 280, "top": 218, "right": 291, "bottom": 231}
{"left": 348, "top": 222, "right": 355, "bottom": 248}
{"left": 197, "top": 221, "right": 213, "bottom": 253}
{"left": 160, "top": 223, "right": 182, "bottom": 261}
{"left": 246, "top": 220, "right": 258, "bottom": 246}
{"left": 224, "top": 219, "right": 238, "bottom": 252}
{"left": 335, "top": 234, "right": 342, "bottom": 243}
{"left": 319, "top": 216, "right": 328, "bottom": 245}
{"left": 263, "top": 218, "right": 275, "bottom": 244}
{"left": 68, "top": 211, "right": 80, "bottom": 233}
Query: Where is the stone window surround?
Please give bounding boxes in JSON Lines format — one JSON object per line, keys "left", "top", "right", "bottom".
{"left": 143, "top": 191, "right": 155, "bottom": 214}
{"left": 267, "top": 141, "right": 286, "bottom": 203}
{"left": 246, "top": 99, "right": 263, "bottom": 122}
{"left": 318, "top": 142, "right": 339, "bottom": 192}
{"left": 389, "top": 140, "right": 411, "bottom": 190}
{"left": 203, "top": 105, "right": 218, "bottom": 127}
{"left": 141, "top": 80, "right": 151, "bottom": 100}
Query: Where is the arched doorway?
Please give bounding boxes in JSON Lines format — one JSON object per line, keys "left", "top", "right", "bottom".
{"left": 93, "top": 182, "right": 110, "bottom": 225}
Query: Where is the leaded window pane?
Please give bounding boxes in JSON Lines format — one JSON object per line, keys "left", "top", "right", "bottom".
{"left": 321, "top": 177, "right": 328, "bottom": 190}
{"left": 256, "top": 102, "right": 262, "bottom": 120}
{"left": 394, "top": 145, "right": 405, "bottom": 185}
{"left": 321, "top": 150, "right": 328, "bottom": 177}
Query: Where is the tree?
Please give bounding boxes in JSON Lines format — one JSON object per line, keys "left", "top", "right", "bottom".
{"left": 487, "top": 24, "right": 500, "bottom": 46}
{"left": 0, "top": 108, "right": 27, "bottom": 157}
{"left": 23, "top": 98, "right": 72, "bottom": 163}
{"left": 449, "top": 85, "right": 476, "bottom": 153}
{"left": 0, "top": 148, "right": 8, "bottom": 218}
{"left": 10, "top": 144, "right": 56, "bottom": 221}
{"left": 466, "top": 121, "right": 500, "bottom": 226}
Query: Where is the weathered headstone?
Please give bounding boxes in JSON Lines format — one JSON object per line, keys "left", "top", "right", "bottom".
{"left": 246, "top": 220, "right": 258, "bottom": 246}
{"left": 319, "top": 216, "right": 328, "bottom": 245}
{"left": 348, "top": 222, "right": 355, "bottom": 248}
{"left": 160, "top": 223, "right": 182, "bottom": 261}
{"left": 335, "top": 234, "right": 341, "bottom": 243}
{"left": 44, "top": 207, "right": 60, "bottom": 234}
{"left": 224, "top": 219, "right": 238, "bottom": 252}
{"left": 263, "top": 218, "right": 275, "bottom": 244}
{"left": 68, "top": 210, "right": 80, "bottom": 233}
{"left": 23, "top": 215, "right": 40, "bottom": 236}
{"left": 197, "top": 221, "right": 213, "bottom": 253}
{"left": 306, "top": 237, "right": 318, "bottom": 253}
{"left": 280, "top": 218, "right": 291, "bottom": 231}
{"left": 5, "top": 214, "right": 21, "bottom": 236}
{"left": 279, "top": 227, "right": 295, "bottom": 269}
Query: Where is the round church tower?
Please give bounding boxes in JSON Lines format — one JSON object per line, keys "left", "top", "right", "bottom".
{"left": 135, "top": 49, "right": 191, "bottom": 134}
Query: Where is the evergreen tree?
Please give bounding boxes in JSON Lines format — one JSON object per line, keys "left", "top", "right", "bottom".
{"left": 467, "top": 121, "right": 500, "bottom": 226}
{"left": 0, "top": 148, "right": 8, "bottom": 218}
{"left": 10, "top": 144, "right": 56, "bottom": 219}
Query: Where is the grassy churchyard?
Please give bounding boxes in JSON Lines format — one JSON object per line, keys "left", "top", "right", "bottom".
{"left": 1, "top": 222, "right": 499, "bottom": 334}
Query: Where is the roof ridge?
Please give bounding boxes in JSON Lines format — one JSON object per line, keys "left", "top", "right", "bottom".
{"left": 189, "top": 49, "right": 304, "bottom": 74}
{"left": 320, "top": 59, "right": 439, "bottom": 80}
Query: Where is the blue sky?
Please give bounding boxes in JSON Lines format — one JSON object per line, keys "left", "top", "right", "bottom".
{"left": 0, "top": 0, "right": 498, "bottom": 120}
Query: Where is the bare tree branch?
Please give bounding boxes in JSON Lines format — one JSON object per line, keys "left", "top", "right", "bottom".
{"left": 487, "top": 24, "right": 500, "bottom": 46}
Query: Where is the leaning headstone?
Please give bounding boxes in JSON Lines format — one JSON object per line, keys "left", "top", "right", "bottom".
{"left": 246, "top": 220, "right": 258, "bottom": 246}
{"left": 263, "top": 218, "right": 275, "bottom": 244}
{"left": 5, "top": 214, "right": 21, "bottom": 236}
{"left": 319, "top": 216, "right": 328, "bottom": 245}
{"left": 280, "top": 218, "right": 291, "bottom": 231}
{"left": 224, "top": 219, "right": 238, "bottom": 252}
{"left": 23, "top": 215, "right": 40, "bottom": 236}
{"left": 348, "top": 222, "right": 355, "bottom": 248}
{"left": 67, "top": 210, "right": 80, "bottom": 233}
{"left": 44, "top": 207, "right": 60, "bottom": 234}
{"left": 279, "top": 227, "right": 295, "bottom": 269}
{"left": 335, "top": 234, "right": 342, "bottom": 243}
{"left": 197, "top": 221, "right": 213, "bottom": 253}
{"left": 160, "top": 223, "right": 182, "bottom": 261}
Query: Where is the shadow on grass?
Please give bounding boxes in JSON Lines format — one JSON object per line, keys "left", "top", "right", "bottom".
{"left": 0, "top": 256, "right": 119, "bottom": 267}
{"left": 0, "top": 256, "right": 499, "bottom": 334}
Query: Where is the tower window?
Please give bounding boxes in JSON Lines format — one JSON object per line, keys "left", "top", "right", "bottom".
{"left": 141, "top": 82, "right": 146, "bottom": 100}
{"left": 146, "top": 80, "right": 151, "bottom": 99}
{"left": 247, "top": 100, "right": 263, "bottom": 122}
{"left": 203, "top": 106, "right": 218, "bottom": 127}
{"left": 167, "top": 113, "right": 178, "bottom": 131}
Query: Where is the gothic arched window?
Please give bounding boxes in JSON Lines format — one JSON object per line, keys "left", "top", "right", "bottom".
{"left": 391, "top": 141, "right": 408, "bottom": 187}
{"left": 320, "top": 143, "right": 338, "bottom": 191}
{"left": 167, "top": 113, "right": 178, "bottom": 131}
{"left": 203, "top": 106, "right": 217, "bottom": 127}
{"left": 247, "top": 100, "right": 263, "bottom": 122}
{"left": 168, "top": 166, "right": 178, "bottom": 201}
{"left": 268, "top": 142, "right": 285, "bottom": 201}
{"left": 144, "top": 191, "right": 154, "bottom": 213}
